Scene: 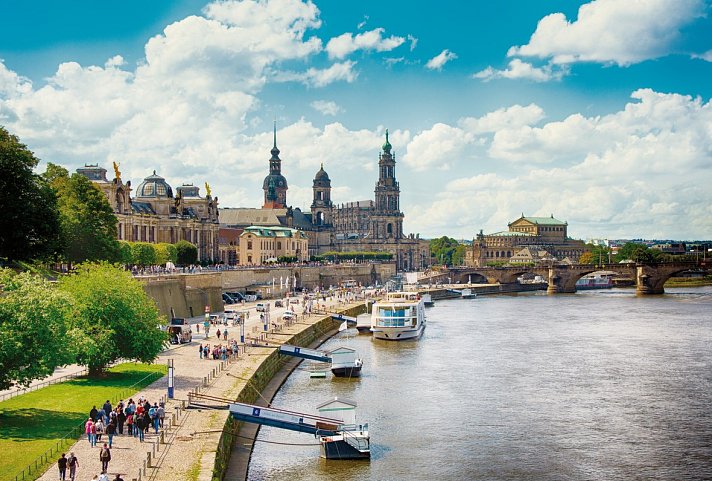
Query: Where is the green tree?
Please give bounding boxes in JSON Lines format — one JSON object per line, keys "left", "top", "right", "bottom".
{"left": 0, "top": 269, "right": 76, "bottom": 389}
{"left": 579, "top": 244, "right": 611, "bottom": 265}
{"left": 118, "top": 241, "right": 133, "bottom": 265}
{"left": 44, "top": 163, "right": 120, "bottom": 264}
{"left": 59, "top": 262, "right": 167, "bottom": 375}
{"left": 0, "top": 127, "right": 62, "bottom": 262}
{"left": 155, "top": 243, "right": 177, "bottom": 265}
{"left": 175, "top": 240, "right": 198, "bottom": 265}
{"left": 430, "top": 236, "right": 464, "bottom": 266}
{"left": 130, "top": 242, "right": 157, "bottom": 266}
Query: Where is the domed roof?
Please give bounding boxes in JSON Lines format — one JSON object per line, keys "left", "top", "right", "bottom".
{"left": 314, "top": 163, "right": 330, "bottom": 181}
{"left": 382, "top": 129, "right": 392, "bottom": 153}
{"left": 136, "top": 171, "right": 173, "bottom": 198}
{"left": 262, "top": 173, "right": 288, "bottom": 190}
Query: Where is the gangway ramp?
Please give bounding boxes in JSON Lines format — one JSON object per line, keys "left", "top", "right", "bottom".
{"left": 279, "top": 344, "right": 331, "bottom": 363}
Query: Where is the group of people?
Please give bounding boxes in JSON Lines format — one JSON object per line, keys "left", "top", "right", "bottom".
{"left": 199, "top": 340, "right": 239, "bottom": 360}
{"left": 77, "top": 397, "right": 166, "bottom": 479}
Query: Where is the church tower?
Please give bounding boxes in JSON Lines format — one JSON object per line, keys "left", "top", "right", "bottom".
{"left": 371, "top": 129, "right": 404, "bottom": 239}
{"left": 262, "top": 121, "right": 288, "bottom": 208}
{"left": 311, "top": 163, "right": 333, "bottom": 226}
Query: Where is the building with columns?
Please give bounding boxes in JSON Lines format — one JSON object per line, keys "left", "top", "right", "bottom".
{"left": 77, "top": 164, "right": 220, "bottom": 262}
{"left": 464, "top": 214, "right": 587, "bottom": 267}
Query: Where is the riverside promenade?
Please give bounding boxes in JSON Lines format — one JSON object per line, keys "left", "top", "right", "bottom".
{"left": 34, "top": 295, "right": 361, "bottom": 481}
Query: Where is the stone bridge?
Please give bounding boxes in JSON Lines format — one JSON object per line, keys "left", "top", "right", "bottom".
{"left": 447, "top": 261, "right": 708, "bottom": 295}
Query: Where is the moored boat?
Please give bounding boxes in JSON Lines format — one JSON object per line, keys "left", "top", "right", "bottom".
{"left": 421, "top": 293, "right": 435, "bottom": 307}
{"left": 328, "top": 346, "right": 363, "bottom": 377}
{"left": 370, "top": 291, "right": 426, "bottom": 341}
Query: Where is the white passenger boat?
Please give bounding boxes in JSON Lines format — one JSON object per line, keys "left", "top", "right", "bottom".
{"left": 370, "top": 292, "right": 426, "bottom": 341}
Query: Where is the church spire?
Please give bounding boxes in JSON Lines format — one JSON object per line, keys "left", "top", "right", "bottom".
{"left": 270, "top": 120, "right": 280, "bottom": 160}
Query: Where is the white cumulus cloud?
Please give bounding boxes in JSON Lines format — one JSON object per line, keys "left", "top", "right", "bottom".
{"left": 425, "top": 49, "right": 457, "bottom": 71}
{"left": 473, "top": 59, "right": 568, "bottom": 82}
{"left": 507, "top": 0, "right": 706, "bottom": 66}
{"left": 326, "top": 28, "right": 405, "bottom": 59}
{"left": 310, "top": 100, "right": 343, "bottom": 116}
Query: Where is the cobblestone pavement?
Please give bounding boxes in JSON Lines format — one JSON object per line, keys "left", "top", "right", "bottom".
{"left": 35, "top": 294, "right": 360, "bottom": 481}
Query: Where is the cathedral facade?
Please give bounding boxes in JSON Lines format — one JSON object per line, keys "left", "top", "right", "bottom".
{"left": 220, "top": 129, "right": 429, "bottom": 271}
{"left": 77, "top": 164, "right": 220, "bottom": 262}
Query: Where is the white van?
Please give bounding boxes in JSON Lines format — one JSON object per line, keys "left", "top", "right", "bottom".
{"left": 167, "top": 318, "right": 192, "bottom": 344}
{"left": 256, "top": 302, "right": 269, "bottom": 312}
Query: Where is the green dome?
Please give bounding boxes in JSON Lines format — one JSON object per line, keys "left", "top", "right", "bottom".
{"left": 382, "top": 129, "right": 392, "bottom": 152}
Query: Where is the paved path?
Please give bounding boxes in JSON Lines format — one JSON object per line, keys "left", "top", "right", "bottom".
{"left": 35, "top": 293, "right": 362, "bottom": 481}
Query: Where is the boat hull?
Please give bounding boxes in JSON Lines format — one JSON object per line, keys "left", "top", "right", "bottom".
{"left": 320, "top": 436, "right": 370, "bottom": 459}
{"left": 331, "top": 365, "right": 363, "bottom": 377}
{"left": 371, "top": 324, "right": 425, "bottom": 341}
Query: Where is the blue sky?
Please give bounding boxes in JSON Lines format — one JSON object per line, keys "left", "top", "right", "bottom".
{"left": 1, "top": 0, "right": 711, "bottom": 240}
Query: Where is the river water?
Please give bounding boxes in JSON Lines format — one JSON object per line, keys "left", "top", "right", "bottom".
{"left": 246, "top": 287, "right": 712, "bottom": 481}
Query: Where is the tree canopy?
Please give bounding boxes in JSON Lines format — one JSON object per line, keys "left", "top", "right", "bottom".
{"left": 175, "top": 240, "right": 198, "bottom": 265}
{"left": 44, "top": 163, "right": 120, "bottom": 264}
{"left": 0, "top": 269, "right": 76, "bottom": 389}
{"left": 59, "top": 262, "right": 167, "bottom": 375}
{"left": 0, "top": 126, "right": 62, "bottom": 262}
{"left": 430, "top": 236, "right": 467, "bottom": 266}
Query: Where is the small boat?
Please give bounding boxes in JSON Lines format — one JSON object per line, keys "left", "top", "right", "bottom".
{"left": 328, "top": 346, "right": 363, "bottom": 377}
{"left": 356, "top": 313, "right": 372, "bottom": 333}
{"left": 370, "top": 292, "right": 426, "bottom": 341}
{"left": 421, "top": 293, "right": 435, "bottom": 307}
{"left": 316, "top": 398, "right": 370, "bottom": 459}
{"left": 460, "top": 288, "right": 476, "bottom": 299}
{"left": 576, "top": 274, "right": 614, "bottom": 290}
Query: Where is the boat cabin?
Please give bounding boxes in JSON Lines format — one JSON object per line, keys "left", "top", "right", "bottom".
{"left": 316, "top": 397, "right": 358, "bottom": 426}
{"left": 328, "top": 346, "right": 358, "bottom": 366}
{"left": 385, "top": 291, "right": 420, "bottom": 302}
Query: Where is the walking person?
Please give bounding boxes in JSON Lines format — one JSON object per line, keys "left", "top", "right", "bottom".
{"left": 67, "top": 452, "right": 79, "bottom": 481}
{"left": 57, "top": 453, "right": 68, "bottom": 480}
{"left": 95, "top": 418, "right": 104, "bottom": 443}
{"left": 223, "top": 329, "right": 228, "bottom": 340}
{"left": 98, "top": 472, "right": 109, "bottom": 481}
{"left": 199, "top": 343, "right": 203, "bottom": 359}
{"left": 99, "top": 443, "right": 111, "bottom": 473}
{"left": 85, "top": 418, "right": 95, "bottom": 446}
{"left": 157, "top": 403, "right": 165, "bottom": 428}
{"left": 126, "top": 412, "right": 134, "bottom": 436}
{"left": 135, "top": 413, "right": 145, "bottom": 442}
{"left": 106, "top": 421, "right": 116, "bottom": 448}
{"left": 117, "top": 408, "right": 125, "bottom": 435}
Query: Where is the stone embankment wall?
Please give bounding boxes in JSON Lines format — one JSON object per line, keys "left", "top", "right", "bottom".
{"left": 141, "top": 263, "right": 395, "bottom": 319}
{"left": 211, "top": 303, "right": 368, "bottom": 481}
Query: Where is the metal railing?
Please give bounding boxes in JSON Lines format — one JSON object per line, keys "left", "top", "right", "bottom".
{"left": 11, "top": 370, "right": 165, "bottom": 481}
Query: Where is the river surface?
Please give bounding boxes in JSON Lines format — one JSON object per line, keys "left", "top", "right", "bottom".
{"left": 246, "top": 287, "right": 712, "bottom": 481}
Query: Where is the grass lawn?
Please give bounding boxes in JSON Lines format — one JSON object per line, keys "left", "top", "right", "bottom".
{"left": 0, "top": 363, "right": 166, "bottom": 481}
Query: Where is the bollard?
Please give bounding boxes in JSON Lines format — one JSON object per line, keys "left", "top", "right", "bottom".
{"left": 152, "top": 443, "right": 156, "bottom": 458}
{"left": 160, "top": 431, "right": 165, "bottom": 444}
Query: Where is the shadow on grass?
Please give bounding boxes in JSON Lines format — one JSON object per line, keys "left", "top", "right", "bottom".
{"left": 0, "top": 408, "right": 86, "bottom": 441}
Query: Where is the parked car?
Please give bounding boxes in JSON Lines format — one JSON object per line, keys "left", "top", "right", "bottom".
{"left": 274, "top": 300, "right": 284, "bottom": 307}
{"left": 225, "top": 291, "right": 245, "bottom": 302}
{"left": 256, "top": 302, "right": 268, "bottom": 312}
{"left": 222, "top": 293, "right": 237, "bottom": 304}
{"left": 290, "top": 298, "right": 300, "bottom": 304}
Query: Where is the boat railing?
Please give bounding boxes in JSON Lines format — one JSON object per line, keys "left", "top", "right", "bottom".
{"left": 342, "top": 428, "right": 370, "bottom": 451}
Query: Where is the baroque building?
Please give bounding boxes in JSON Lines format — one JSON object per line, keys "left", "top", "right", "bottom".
{"left": 77, "top": 164, "right": 220, "bottom": 262}
{"left": 464, "top": 214, "right": 586, "bottom": 267}
{"left": 219, "top": 129, "right": 429, "bottom": 271}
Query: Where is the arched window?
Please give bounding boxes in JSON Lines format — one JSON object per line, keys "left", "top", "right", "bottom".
{"left": 387, "top": 223, "right": 393, "bottom": 235}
